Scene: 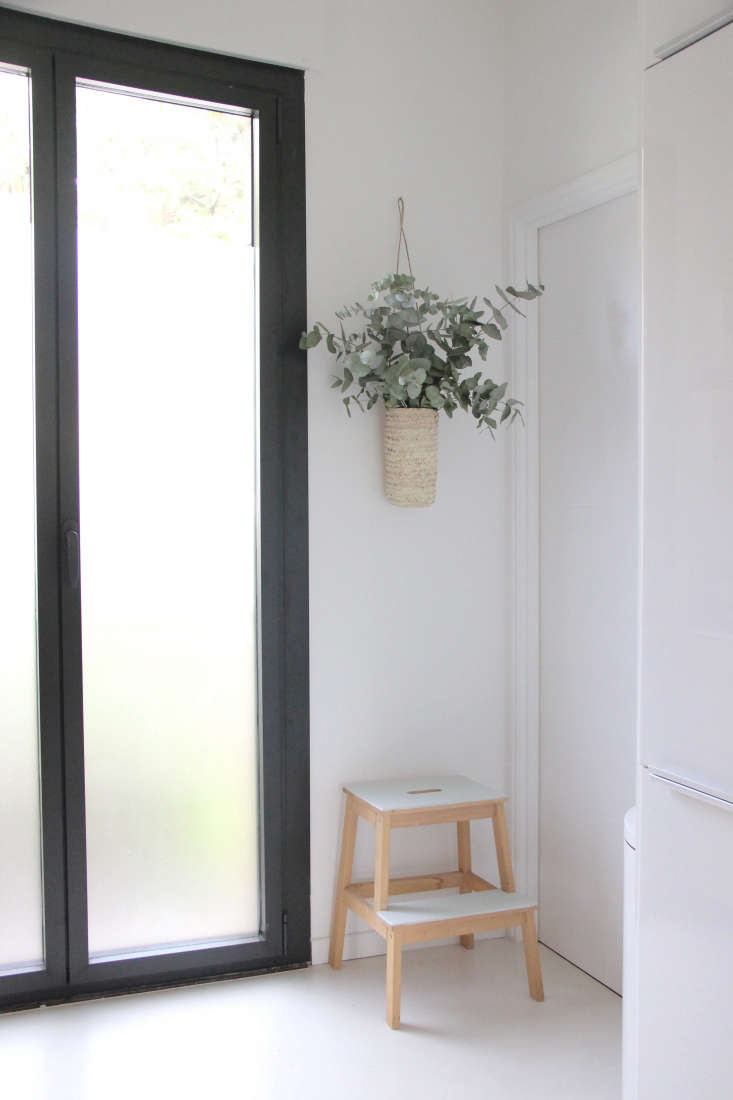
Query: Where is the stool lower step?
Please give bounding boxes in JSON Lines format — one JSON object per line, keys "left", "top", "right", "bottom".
{"left": 376, "top": 889, "right": 536, "bottom": 927}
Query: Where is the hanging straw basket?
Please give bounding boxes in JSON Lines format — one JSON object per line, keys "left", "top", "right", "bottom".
{"left": 384, "top": 408, "right": 438, "bottom": 508}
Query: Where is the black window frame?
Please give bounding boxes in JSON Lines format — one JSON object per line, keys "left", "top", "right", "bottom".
{"left": 0, "top": 5, "right": 309, "bottom": 1011}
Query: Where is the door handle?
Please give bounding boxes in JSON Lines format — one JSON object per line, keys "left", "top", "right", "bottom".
{"left": 64, "top": 527, "right": 80, "bottom": 589}
{"left": 654, "top": 8, "right": 733, "bottom": 59}
{"left": 649, "top": 769, "right": 733, "bottom": 814}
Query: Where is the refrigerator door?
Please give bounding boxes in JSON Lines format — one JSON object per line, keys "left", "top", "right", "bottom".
{"left": 642, "top": 23, "right": 733, "bottom": 795}
{"left": 637, "top": 768, "right": 733, "bottom": 1097}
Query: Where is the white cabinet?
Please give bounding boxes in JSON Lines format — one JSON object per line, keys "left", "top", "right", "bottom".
{"left": 641, "top": 23, "right": 733, "bottom": 795}
{"left": 637, "top": 769, "right": 733, "bottom": 1096}
{"left": 643, "top": 0, "right": 733, "bottom": 65}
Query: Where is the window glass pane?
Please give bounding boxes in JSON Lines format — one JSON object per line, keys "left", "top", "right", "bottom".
{"left": 76, "top": 81, "right": 260, "bottom": 960}
{"left": 0, "top": 64, "right": 45, "bottom": 976}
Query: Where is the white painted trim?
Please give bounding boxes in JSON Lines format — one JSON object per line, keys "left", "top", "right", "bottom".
{"left": 507, "top": 153, "right": 640, "bottom": 910}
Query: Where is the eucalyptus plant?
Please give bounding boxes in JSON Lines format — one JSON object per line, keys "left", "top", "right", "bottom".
{"left": 299, "top": 273, "right": 543, "bottom": 435}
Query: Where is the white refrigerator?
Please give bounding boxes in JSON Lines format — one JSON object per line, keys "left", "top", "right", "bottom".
{"left": 638, "top": 20, "right": 733, "bottom": 1098}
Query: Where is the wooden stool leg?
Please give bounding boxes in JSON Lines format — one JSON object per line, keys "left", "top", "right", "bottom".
{"left": 328, "top": 794, "right": 358, "bottom": 969}
{"left": 492, "top": 802, "right": 516, "bottom": 892}
{"left": 386, "top": 928, "right": 403, "bottom": 1029}
{"left": 374, "top": 813, "right": 391, "bottom": 912}
{"left": 520, "top": 910, "right": 545, "bottom": 1001}
{"left": 457, "top": 820, "right": 474, "bottom": 949}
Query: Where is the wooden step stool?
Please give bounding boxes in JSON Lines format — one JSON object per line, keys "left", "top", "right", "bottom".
{"left": 328, "top": 775, "right": 544, "bottom": 1028}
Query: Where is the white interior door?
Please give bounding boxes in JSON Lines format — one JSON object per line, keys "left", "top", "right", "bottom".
{"left": 538, "top": 192, "right": 639, "bottom": 993}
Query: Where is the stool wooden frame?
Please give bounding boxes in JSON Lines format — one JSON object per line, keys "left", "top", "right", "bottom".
{"left": 329, "top": 785, "right": 544, "bottom": 1029}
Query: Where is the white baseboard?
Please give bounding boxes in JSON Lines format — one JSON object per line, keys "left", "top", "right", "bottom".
{"left": 311, "top": 927, "right": 506, "bottom": 967}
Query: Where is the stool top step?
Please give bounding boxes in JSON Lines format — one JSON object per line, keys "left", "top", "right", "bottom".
{"left": 377, "top": 889, "right": 536, "bottom": 927}
{"left": 343, "top": 775, "right": 505, "bottom": 812}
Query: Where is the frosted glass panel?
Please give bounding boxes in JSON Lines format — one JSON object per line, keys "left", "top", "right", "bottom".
{"left": 76, "top": 82, "right": 260, "bottom": 960}
{"left": 0, "top": 66, "right": 45, "bottom": 975}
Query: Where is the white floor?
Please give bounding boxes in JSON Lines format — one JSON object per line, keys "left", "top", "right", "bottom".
{"left": 1, "top": 940, "right": 621, "bottom": 1100}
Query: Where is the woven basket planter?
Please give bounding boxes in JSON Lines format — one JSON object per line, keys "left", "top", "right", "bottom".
{"left": 384, "top": 408, "right": 438, "bottom": 507}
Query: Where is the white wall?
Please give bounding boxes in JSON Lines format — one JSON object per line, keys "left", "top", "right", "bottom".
{"left": 305, "top": 0, "right": 509, "bottom": 963}
{"left": 11, "top": 0, "right": 511, "bottom": 963}
{"left": 503, "top": 0, "right": 641, "bottom": 208}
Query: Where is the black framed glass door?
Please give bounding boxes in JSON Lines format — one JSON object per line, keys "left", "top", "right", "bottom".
{"left": 0, "top": 7, "right": 309, "bottom": 1010}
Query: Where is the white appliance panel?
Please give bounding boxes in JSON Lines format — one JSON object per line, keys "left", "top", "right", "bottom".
{"left": 637, "top": 768, "right": 733, "bottom": 1096}
{"left": 642, "top": 23, "right": 733, "bottom": 794}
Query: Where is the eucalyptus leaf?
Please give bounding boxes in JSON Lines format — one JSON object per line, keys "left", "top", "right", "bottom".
{"left": 407, "top": 356, "right": 430, "bottom": 372}
{"left": 425, "top": 385, "right": 445, "bottom": 409}
{"left": 405, "top": 332, "right": 428, "bottom": 354}
{"left": 506, "top": 282, "right": 545, "bottom": 300}
{"left": 299, "top": 327, "right": 322, "bottom": 350}
{"left": 494, "top": 285, "right": 526, "bottom": 317}
{"left": 483, "top": 299, "right": 508, "bottom": 330}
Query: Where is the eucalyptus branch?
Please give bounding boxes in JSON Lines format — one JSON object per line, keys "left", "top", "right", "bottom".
{"left": 299, "top": 273, "right": 543, "bottom": 427}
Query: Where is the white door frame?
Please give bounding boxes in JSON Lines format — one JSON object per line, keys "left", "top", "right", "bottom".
{"left": 508, "top": 153, "right": 640, "bottom": 906}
